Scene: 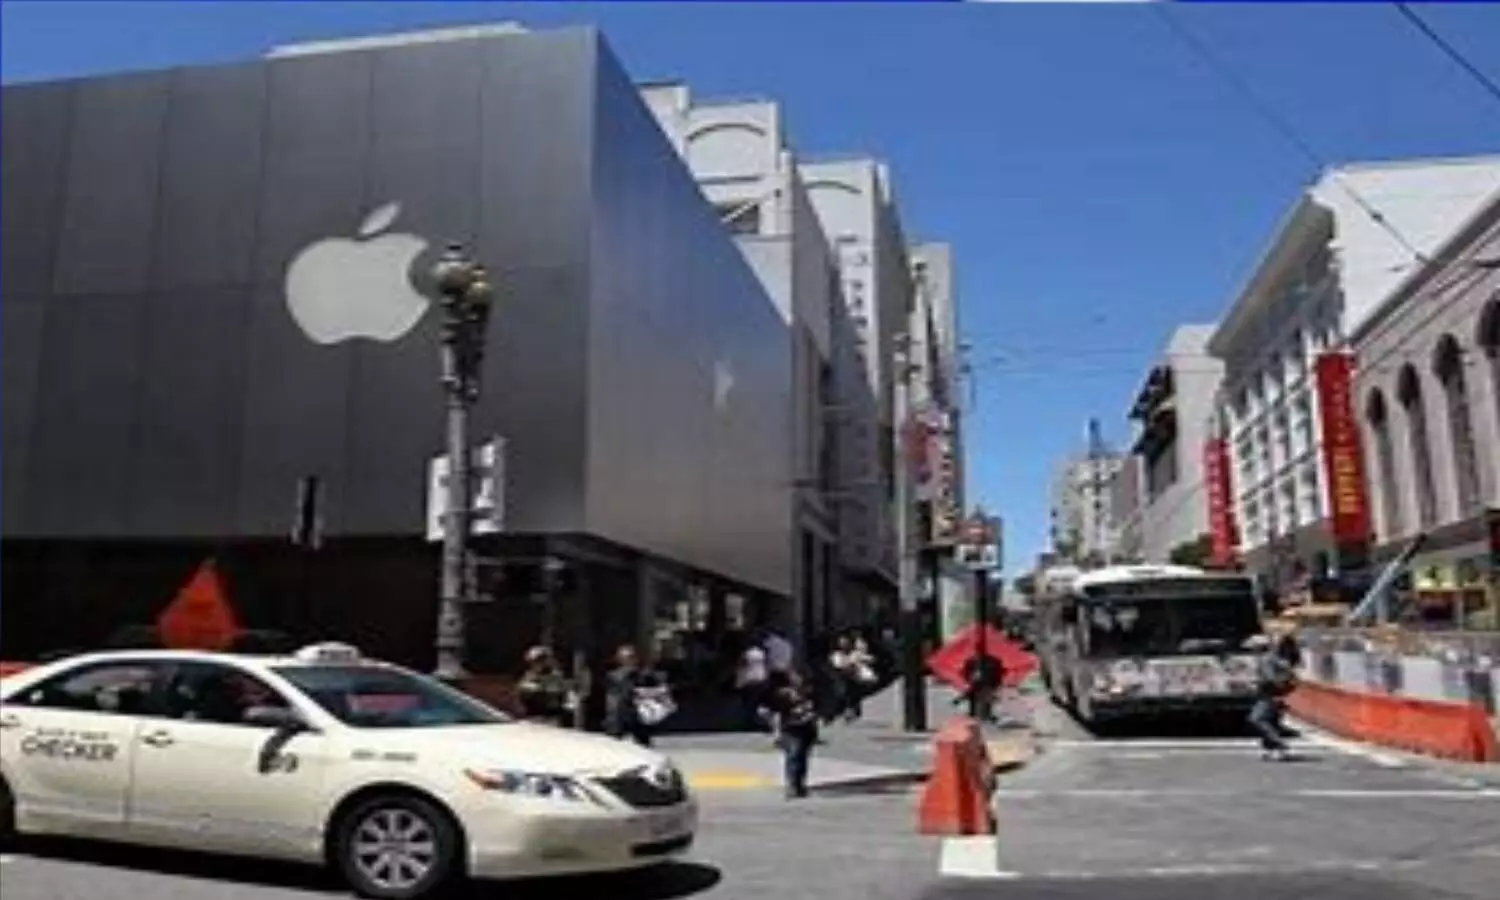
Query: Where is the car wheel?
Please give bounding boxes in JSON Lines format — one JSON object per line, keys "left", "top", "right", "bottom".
{"left": 333, "top": 793, "right": 462, "bottom": 900}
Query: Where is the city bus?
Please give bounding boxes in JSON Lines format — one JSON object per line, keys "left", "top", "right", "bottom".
{"left": 1034, "top": 564, "right": 1266, "bottom": 728}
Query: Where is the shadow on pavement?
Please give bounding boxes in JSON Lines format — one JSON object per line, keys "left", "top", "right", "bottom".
{"left": 16, "top": 838, "right": 722, "bottom": 900}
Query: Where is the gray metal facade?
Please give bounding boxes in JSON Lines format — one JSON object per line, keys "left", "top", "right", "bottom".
{"left": 1, "top": 27, "right": 793, "bottom": 596}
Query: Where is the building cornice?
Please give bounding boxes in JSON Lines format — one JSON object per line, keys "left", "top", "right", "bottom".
{"left": 1347, "top": 187, "right": 1500, "bottom": 348}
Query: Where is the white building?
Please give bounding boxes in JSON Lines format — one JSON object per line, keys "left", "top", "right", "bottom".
{"left": 1352, "top": 190, "right": 1500, "bottom": 625}
{"left": 1125, "top": 324, "right": 1224, "bottom": 562}
{"left": 1208, "top": 156, "right": 1500, "bottom": 583}
{"left": 641, "top": 84, "right": 929, "bottom": 630}
{"left": 799, "top": 156, "right": 917, "bottom": 613}
{"left": 910, "top": 243, "right": 965, "bottom": 545}
{"left": 1051, "top": 444, "right": 1128, "bottom": 564}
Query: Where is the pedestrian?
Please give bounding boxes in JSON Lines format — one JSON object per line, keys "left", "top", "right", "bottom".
{"left": 958, "top": 651, "right": 1003, "bottom": 722}
{"left": 845, "top": 635, "right": 877, "bottom": 721}
{"left": 604, "top": 644, "right": 672, "bottom": 746}
{"left": 763, "top": 626, "right": 795, "bottom": 676}
{"left": 759, "top": 669, "right": 821, "bottom": 800}
{"left": 516, "top": 645, "right": 575, "bottom": 727}
{"left": 735, "top": 638, "right": 771, "bottom": 730}
{"left": 1247, "top": 633, "right": 1299, "bottom": 761}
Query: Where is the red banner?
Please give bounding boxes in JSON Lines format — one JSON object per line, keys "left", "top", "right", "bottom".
{"left": 1314, "top": 352, "right": 1372, "bottom": 548}
{"left": 1203, "top": 437, "right": 1237, "bottom": 567}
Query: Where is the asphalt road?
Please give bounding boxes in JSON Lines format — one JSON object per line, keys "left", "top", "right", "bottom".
{"left": 926, "top": 699, "right": 1500, "bottom": 899}
{"left": 3, "top": 700, "right": 1497, "bottom": 900}
{"left": 0, "top": 788, "right": 938, "bottom": 900}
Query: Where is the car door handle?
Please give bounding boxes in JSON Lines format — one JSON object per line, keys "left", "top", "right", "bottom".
{"left": 140, "top": 730, "right": 175, "bottom": 748}
{"left": 0, "top": 714, "right": 20, "bottom": 730}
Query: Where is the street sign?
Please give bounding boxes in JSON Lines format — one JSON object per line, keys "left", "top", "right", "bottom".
{"left": 425, "top": 436, "right": 506, "bottom": 542}
{"left": 955, "top": 513, "right": 1002, "bottom": 571}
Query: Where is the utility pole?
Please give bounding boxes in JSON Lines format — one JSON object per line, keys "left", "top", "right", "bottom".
{"left": 894, "top": 333, "right": 927, "bottom": 732}
{"left": 431, "top": 244, "right": 495, "bottom": 682}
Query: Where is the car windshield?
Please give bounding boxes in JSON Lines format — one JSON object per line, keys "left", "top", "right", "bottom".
{"left": 272, "top": 664, "right": 511, "bottom": 728}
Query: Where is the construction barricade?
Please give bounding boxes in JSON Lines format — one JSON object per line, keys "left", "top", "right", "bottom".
{"left": 919, "top": 717, "right": 996, "bottom": 835}
{"left": 1288, "top": 679, "right": 1499, "bottom": 763}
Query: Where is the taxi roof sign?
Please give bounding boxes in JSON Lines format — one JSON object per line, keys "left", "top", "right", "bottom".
{"left": 293, "top": 642, "right": 363, "bottom": 664}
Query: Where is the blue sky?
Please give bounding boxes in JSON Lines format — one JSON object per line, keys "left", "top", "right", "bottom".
{"left": 4, "top": 1, "right": 1499, "bottom": 570}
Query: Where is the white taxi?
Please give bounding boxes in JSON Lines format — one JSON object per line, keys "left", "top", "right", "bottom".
{"left": 0, "top": 642, "right": 697, "bottom": 899}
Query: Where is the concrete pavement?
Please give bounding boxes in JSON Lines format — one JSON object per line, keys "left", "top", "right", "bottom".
{"left": 660, "top": 678, "right": 1036, "bottom": 794}
{"left": 930, "top": 696, "right": 1500, "bottom": 898}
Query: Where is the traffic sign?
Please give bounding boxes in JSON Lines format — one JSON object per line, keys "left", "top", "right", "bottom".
{"left": 956, "top": 512, "right": 1002, "bottom": 571}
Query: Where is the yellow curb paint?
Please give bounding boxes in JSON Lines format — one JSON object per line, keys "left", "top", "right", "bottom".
{"left": 686, "top": 771, "right": 778, "bottom": 790}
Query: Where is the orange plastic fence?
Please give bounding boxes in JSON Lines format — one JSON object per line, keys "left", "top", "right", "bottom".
{"left": 918, "top": 717, "right": 996, "bottom": 836}
{"left": 1288, "top": 679, "right": 1499, "bottom": 763}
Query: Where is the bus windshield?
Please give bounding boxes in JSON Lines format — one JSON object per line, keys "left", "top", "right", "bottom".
{"left": 1080, "top": 589, "right": 1261, "bottom": 659}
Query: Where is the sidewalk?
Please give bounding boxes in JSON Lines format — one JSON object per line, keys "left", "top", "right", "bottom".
{"left": 659, "top": 677, "right": 1038, "bottom": 794}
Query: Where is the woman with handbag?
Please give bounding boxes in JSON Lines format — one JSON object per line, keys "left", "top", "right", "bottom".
{"left": 603, "top": 644, "right": 674, "bottom": 746}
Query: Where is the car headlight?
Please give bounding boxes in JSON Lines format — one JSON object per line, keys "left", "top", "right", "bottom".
{"left": 464, "top": 769, "right": 603, "bottom": 804}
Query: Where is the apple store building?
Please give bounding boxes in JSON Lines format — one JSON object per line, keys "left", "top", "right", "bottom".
{"left": 0, "top": 25, "right": 802, "bottom": 700}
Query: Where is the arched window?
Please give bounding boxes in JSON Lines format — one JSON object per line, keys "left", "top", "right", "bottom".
{"left": 1365, "top": 389, "right": 1401, "bottom": 540}
{"left": 1480, "top": 298, "right": 1500, "bottom": 438}
{"left": 1433, "top": 335, "right": 1481, "bottom": 517}
{"left": 1398, "top": 365, "right": 1438, "bottom": 529}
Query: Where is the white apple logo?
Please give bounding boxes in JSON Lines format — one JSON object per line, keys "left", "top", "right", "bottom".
{"left": 713, "top": 359, "right": 735, "bottom": 411}
{"left": 284, "top": 202, "right": 431, "bottom": 345}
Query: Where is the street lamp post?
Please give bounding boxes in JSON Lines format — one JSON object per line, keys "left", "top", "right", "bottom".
{"left": 893, "top": 334, "right": 927, "bottom": 732}
{"left": 431, "top": 243, "right": 495, "bottom": 682}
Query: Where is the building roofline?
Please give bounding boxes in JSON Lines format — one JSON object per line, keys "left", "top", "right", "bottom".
{"left": 1206, "top": 190, "right": 1326, "bottom": 359}
{"left": 1330, "top": 153, "right": 1500, "bottom": 175}
{"left": 1348, "top": 185, "right": 1500, "bottom": 347}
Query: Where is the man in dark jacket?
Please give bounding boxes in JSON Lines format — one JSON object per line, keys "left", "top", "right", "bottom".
{"left": 1248, "top": 633, "right": 1299, "bottom": 760}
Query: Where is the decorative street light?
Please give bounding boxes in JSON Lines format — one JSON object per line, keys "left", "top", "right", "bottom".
{"left": 431, "top": 242, "right": 495, "bottom": 681}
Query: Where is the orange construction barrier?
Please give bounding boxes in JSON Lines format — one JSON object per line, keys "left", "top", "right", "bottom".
{"left": 1288, "top": 679, "right": 1499, "bottom": 763}
{"left": 918, "top": 717, "right": 996, "bottom": 835}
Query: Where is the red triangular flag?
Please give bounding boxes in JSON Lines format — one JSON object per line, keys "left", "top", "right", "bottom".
{"left": 156, "top": 559, "right": 242, "bottom": 651}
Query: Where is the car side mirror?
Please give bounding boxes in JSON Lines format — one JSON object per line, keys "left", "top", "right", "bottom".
{"left": 243, "top": 705, "right": 310, "bottom": 733}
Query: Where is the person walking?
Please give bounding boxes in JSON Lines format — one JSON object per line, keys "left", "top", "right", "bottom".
{"left": 735, "top": 638, "right": 771, "bottom": 730}
{"left": 845, "top": 634, "right": 877, "bottom": 721}
{"left": 603, "top": 644, "right": 671, "bottom": 746}
{"left": 1248, "top": 633, "right": 1299, "bottom": 761}
{"left": 959, "top": 651, "right": 1003, "bottom": 723}
{"left": 516, "top": 645, "right": 575, "bottom": 727}
{"left": 759, "top": 669, "right": 821, "bottom": 800}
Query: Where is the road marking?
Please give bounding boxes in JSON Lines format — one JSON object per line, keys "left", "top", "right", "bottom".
{"left": 993, "top": 787, "right": 1499, "bottom": 799}
{"left": 937, "top": 837, "right": 1021, "bottom": 879}
{"left": 685, "top": 771, "right": 778, "bottom": 790}
{"left": 1024, "top": 858, "right": 1416, "bottom": 880}
{"left": 1290, "top": 719, "right": 1406, "bottom": 768}
{"left": 1047, "top": 738, "right": 1315, "bottom": 750}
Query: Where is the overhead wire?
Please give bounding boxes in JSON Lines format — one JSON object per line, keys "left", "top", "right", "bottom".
{"left": 1393, "top": 2, "right": 1500, "bottom": 111}
{"left": 1151, "top": 4, "right": 1431, "bottom": 267}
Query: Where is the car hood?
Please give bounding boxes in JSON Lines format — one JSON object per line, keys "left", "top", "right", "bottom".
{"left": 352, "top": 722, "right": 671, "bottom": 777}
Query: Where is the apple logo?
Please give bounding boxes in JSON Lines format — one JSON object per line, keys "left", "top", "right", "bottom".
{"left": 284, "top": 202, "right": 431, "bottom": 345}
{"left": 712, "top": 359, "right": 735, "bottom": 412}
